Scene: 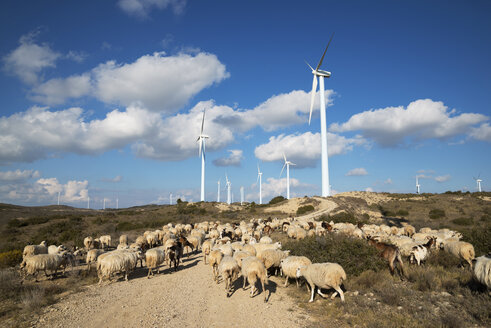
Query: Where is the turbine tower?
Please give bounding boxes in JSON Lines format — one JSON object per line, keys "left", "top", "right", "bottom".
{"left": 240, "top": 186, "right": 244, "bottom": 205}
{"left": 197, "top": 110, "right": 209, "bottom": 202}
{"left": 217, "top": 180, "right": 221, "bottom": 202}
{"left": 280, "top": 153, "right": 296, "bottom": 199}
{"left": 103, "top": 198, "right": 106, "bottom": 210}
{"left": 116, "top": 197, "right": 119, "bottom": 210}
{"left": 307, "top": 33, "right": 334, "bottom": 197}
{"left": 87, "top": 195, "right": 90, "bottom": 209}
{"left": 226, "top": 175, "right": 231, "bottom": 205}
{"left": 256, "top": 164, "right": 263, "bottom": 205}
{"left": 170, "top": 193, "right": 173, "bottom": 205}
{"left": 474, "top": 175, "right": 482, "bottom": 192}
{"left": 416, "top": 176, "right": 421, "bottom": 194}
{"left": 57, "top": 191, "right": 60, "bottom": 205}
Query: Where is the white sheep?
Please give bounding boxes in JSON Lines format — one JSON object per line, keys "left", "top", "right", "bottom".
{"left": 23, "top": 241, "right": 48, "bottom": 258}
{"left": 473, "top": 255, "right": 491, "bottom": 289}
{"left": 241, "top": 256, "right": 269, "bottom": 302}
{"left": 84, "top": 236, "right": 94, "bottom": 249}
{"left": 201, "top": 239, "right": 215, "bottom": 265}
{"left": 48, "top": 244, "right": 66, "bottom": 255}
{"left": 296, "top": 263, "right": 346, "bottom": 303}
{"left": 145, "top": 246, "right": 166, "bottom": 278}
{"left": 146, "top": 232, "right": 159, "bottom": 248}
{"left": 209, "top": 250, "right": 223, "bottom": 282}
{"left": 20, "top": 253, "right": 71, "bottom": 281}
{"left": 233, "top": 251, "right": 251, "bottom": 269}
{"left": 99, "top": 235, "right": 112, "bottom": 249}
{"left": 242, "top": 244, "right": 256, "bottom": 256}
{"left": 252, "top": 242, "right": 282, "bottom": 258}
{"left": 280, "top": 256, "right": 312, "bottom": 287}
{"left": 259, "top": 236, "right": 273, "bottom": 244}
{"left": 86, "top": 249, "right": 105, "bottom": 271}
{"left": 258, "top": 249, "right": 290, "bottom": 276}
{"left": 442, "top": 241, "right": 475, "bottom": 269}
{"left": 119, "top": 234, "right": 128, "bottom": 246}
{"left": 216, "top": 244, "right": 234, "bottom": 257}
{"left": 218, "top": 256, "right": 240, "bottom": 297}
{"left": 97, "top": 249, "right": 140, "bottom": 284}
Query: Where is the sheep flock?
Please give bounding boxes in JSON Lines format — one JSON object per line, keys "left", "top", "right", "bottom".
{"left": 19, "top": 214, "right": 490, "bottom": 305}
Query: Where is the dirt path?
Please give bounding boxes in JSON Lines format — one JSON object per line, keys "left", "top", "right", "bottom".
{"left": 36, "top": 253, "right": 313, "bottom": 328}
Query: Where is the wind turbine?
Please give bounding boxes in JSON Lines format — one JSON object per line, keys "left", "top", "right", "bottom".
{"left": 57, "top": 191, "right": 60, "bottom": 205}
{"left": 280, "top": 153, "right": 296, "bottom": 199}
{"left": 170, "top": 193, "right": 173, "bottom": 205}
{"left": 256, "top": 164, "right": 263, "bottom": 205}
{"left": 103, "top": 198, "right": 106, "bottom": 210}
{"left": 306, "top": 33, "right": 334, "bottom": 197}
{"left": 416, "top": 176, "right": 421, "bottom": 194}
{"left": 197, "top": 110, "right": 209, "bottom": 202}
{"left": 116, "top": 197, "right": 119, "bottom": 210}
{"left": 87, "top": 195, "right": 90, "bottom": 209}
{"left": 474, "top": 174, "right": 482, "bottom": 192}
{"left": 217, "top": 180, "right": 221, "bottom": 202}
{"left": 240, "top": 186, "right": 244, "bottom": 205}
{"left": 226, "top": 175, "right": 232, "bottom": 205}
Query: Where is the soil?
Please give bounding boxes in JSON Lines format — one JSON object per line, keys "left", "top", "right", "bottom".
{"left": 35, "top": 252, "right": 313, "bottom": 328}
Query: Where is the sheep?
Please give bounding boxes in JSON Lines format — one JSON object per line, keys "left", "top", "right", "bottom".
{"left": 186, "top": 235, "right": 202, "bottom": 253}
{"left": 209, "top": 250, "right": 223, "bottom": 282}
{"left": 23, "top": 241, "right": 48, "bottom": 258}
{"left": 473, "top": 254, "right": 491, "bottom": 289}
{"left": 99, "top": 235, "right": 112, "bottom": 249}
{"left": 252, "top": 242, "right": 282, "bottom": 258}
{"left": 135, "top": 235, "right": 148, "bottom": 250}
{"left": 409, "top": 238, "right": 435, "bottom": 265}
{"left": 241, "top": 256, "right": 269, "bottom": 302}
{"left": 230, "top": 242, "right": 244, "bottom": 253}
{"left": 280, "top": 256, "right": 312, "bottom": 287}
{"left": 84, "top": 237, "right": 94, "bottom": 250}
{"left": 86, "top": 249, "right": 105, "bottom": 271}
{"left": 233, "top": 251, "right": 251, "bottom": 269}
{"left": 48, "top": 244, "right": 66, "bottom": 255}
{"left": 259, "top": 236, "right": 273, "bottom": 244}
{"left": 201, "top": 239, "right": 215, "bottom": 265}
{"left": 218, "top": 256, "right": 240, "bottom": 297}
{"left": 242, "top": 244, "right": 256, "bottom": 257}
{"left": 296, "top": 263, "right": 346, "bottom": 303}
{"left": 146, "top": 232, "right": 159, "bottom": 248}
{"left": 443, "top": 241, "right": 475, "bottom": 269}
{"left": 216, "top": 244, "right": 234, "bottom": 257}
{"left": 145, "top": 247, "right": 166, "bottom": 278}
{"left": 403, "top": 224, "right": 416, "bottom": 237}
{"left": 258, "top": 249, "right": 290, "bottom": 276}
{"left": 97, "top": 249, "right": 140, "bottom": 284}
{"left": 20, "top": 253, "right": 71, "bottom": 282}
{"left": 167, "top": 242, "right": 182, "bottom": 272}
{"left": 119, "top": 235, "right": 128, "bottom": 246}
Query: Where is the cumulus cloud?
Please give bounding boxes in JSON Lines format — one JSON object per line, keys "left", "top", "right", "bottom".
{"left": 3, "top": 30, "right": 61, "bottom": 85}
{"left": 247, "top": 177, "right": 315, "bottom": 200}
{"left": 118, "top": 0, "right": 186, "bottom": 17}
{"left": 329, "top": 99, "right": 488, "bottom": 146}
{"left": 469, "top": 123, "right": 491, "bottom": 142}
{"left": 36, "top": 178, "right": 88, "bottom": 202}
{"left": 346, "top": 168, "right": 368, "bottom": 176}
{"left": 0, "top": 169, "right": 40, "bottom": 181}
{"left": 213, "top": 150, "right": 243, "bottom": 167}
{"left": 254, "top": 132, "right": 366, "bottom": 168}
{"left": 30, "top": 74, "right": 92, "bottom": 105}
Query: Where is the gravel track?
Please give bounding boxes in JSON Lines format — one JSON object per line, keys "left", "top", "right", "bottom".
{"left": 37, "top": 253, "right": 312, "bottom": 328}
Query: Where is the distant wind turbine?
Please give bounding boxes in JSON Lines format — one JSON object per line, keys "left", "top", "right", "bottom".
{"left": 474, "top": 174, "right": 482, "bottom": 192}
{"left": 57, "top": 191, "right": 60, "bottom": 205}
{"left": 116, "top": 197, "right": 119, "bottom": 210}
{"left": 280, "top": 153, "right": 296, "bottom": 200}
{"left": 256, "top": 164, "right": 263, "bottom": 205}
{"left": 87, "top": 195, "right": 90, "bottom": 209}
{"left": 170, "top": 193, "right": 173, "bottom": 205}
{"left": 240, "top": 186, "right": 244, "bottom": 205}
{"left": 103, "top": 198, "right": 106, "bottom": 210}
{"left": 226, "top": 175, "right": 231, "bottom": 205}
{"left": 306, "top": 33, "right": 334, "bottom": 197}
{"left": 197, "top": 110, "right": 209, "bottom": 202}
{"left": 416, "top": 176, "right": 421, "bottom": 194}
{"left": 217, "top": 180, "right": 221, "bottom": 202}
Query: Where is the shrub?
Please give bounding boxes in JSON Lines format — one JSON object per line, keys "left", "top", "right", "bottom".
{"left": 296, "top": 205, "right": 315, "bottom": 215}
{"left": 0, "top": 250, "right": 22, "bottom": 268}
{"left": 451, "top": 217, "right": 473, "bottom": 226}
{"left": 461, "top": 226, "right": 491, "bottom": 255}
{"left": 116, "top": 221, "right": 143, "bottom": 231}
{"left": 21, "top": 286, "right": 46, "bottom": 311}
{"left": 283, "top": 234, "right": 386, "bottom": 276}
{"left": 396, "top": 209, "right": 409, "bottom": 216}
{"left": 269, "top": 196, "right": 286, "bottom": 205}
{"left": 429, "top": 208, "right": 445, "bottom": 220}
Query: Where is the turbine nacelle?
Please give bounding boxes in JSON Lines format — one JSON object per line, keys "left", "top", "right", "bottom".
{"left": 313, "top": 69, "right": 331, "bottom": 78}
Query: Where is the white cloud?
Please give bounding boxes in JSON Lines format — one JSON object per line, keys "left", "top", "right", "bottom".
{"left": 247, "top": 177, "right": 315, "bottom": 200}
{"left": 30, "top": 74, "right": 91, "bottom": 105}
{"left": 329, "top": 99, "right": 488, "bottom": 146}
{"left": 346, "top": 168, "right": 368, "bottom": 176}
{"left": 213, "top": 150, "right": 243, "bottom": 167}
{"left": 384, "top": 178, "right": 393, "bottom": 185}
{"left": 3, "top": 30, "right": 60, "bottom": 84}
{"left": 101, "top": 175, "right": 123, "bottom": 183}
{"left": 469, "top": 123, "right": 491, "bottom": 142}
{"left": 434, "top": 175, "right": 451, "bottom": 183}
{"left": 254, "top": 132, "right": 366, "bottom": 168}
{"left": 0, "top": 169, "right": 40, "bottom": 181}
{"left": 36, "top": 177, "right": 88, "bottom": 202}
{"left": 118, "top": 0, "right": 186, "bottom": 17}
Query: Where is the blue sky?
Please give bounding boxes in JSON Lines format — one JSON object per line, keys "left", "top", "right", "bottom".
{"left": 0, "top": 0, "right": 490, "bottom": 208}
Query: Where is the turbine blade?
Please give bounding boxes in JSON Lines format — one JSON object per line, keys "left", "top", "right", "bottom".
{"left": 256, "top": 174, "right": 259, "bottom": 185}
{"left": 309, "top": 75, "right": 318, "bottom": 125}
{"left": 280, "top": 163, "right": 286, "bottom": 178}
{"left": 304, "top": 60, "right": 314, "bottom": 71}
{"left": 257, "top": 163, "right": 260, "bottom": 174}
{"left": 316, "top": 32, "right": 334, "bottom": 70}
{"left": 201, "top": 110, "right": 206, "bottom": 134}
{"left": 283, "top": 153, "right": 287, "bottom": 163}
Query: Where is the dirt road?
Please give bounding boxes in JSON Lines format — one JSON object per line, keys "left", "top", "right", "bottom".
{"left": 36, "top": 253, "right": 313, "bottom": 328}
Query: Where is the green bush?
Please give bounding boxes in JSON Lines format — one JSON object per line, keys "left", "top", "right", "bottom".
{"left": 116, "top": 221, "right": 143, "bottom": 231}
{"left": 461, "top": 226, "right": 491, "bottom": 255}
{"left": 328, "top": 211, "right": 368, "bottom": 225}
{"left": 269, "top": 196, "right": 286, "bottom": 205}
{"left": 0, "top": 250, "right": 22, "bottom": 268}
{"left": 396, "top": 209, "right": 409, "bottom": 216}
{"left": 296, "top": 205, "right": 315, "bottom": 215}
{"left": 429, "top": 208, "right": 445, "bottom": 220}
{"left": 283, "top": 234, "right": 386, "bottom": 276}
{"left": 451, "top": 217, "right": 473, "bottom": 226}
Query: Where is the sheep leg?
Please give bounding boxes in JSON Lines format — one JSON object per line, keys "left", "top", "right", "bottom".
{"left": 317, "top": 288, "right": 327, "bottom": 298}
{"left": 243, "top": 276, "right": 248, "bottom": 290}
{"left": 333, "top": 286, "right": 345, "bottom": 302}
{"left": 147, "top": 268, "right": 152, "bottom": 278}
{"left": 309, "top": 284, "right": 316, "bottom": 302}
{"left": 284, "top": 276, "right": 289, "bottom": 287}
{"left": 261, "top": 278, "right": 267, "bottom": 303}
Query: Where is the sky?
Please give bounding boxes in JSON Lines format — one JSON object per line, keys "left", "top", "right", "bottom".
{"left": 0, "top": 0, "right": 490, "bottom": 208}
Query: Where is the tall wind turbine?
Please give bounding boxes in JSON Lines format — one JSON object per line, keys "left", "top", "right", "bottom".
{"left": 474, "top": 174, "right": 482, "bottom": 192}
{"left": 416, "top": 176, "right": 421, "bottom": 194}
{"left": 280, "top": 153, "right": 296, "bottom": 199}
{"left": 197, "top": 110, "right": 209, "bottom": 202}
{"left": 256, "top": 164, "right": 263, "bottom": 205}
{"left": 226, "top": 175, "right": 232, "bottom": 205}
{"left": 217, "top": 180, "right": 221, "bottom": 202}
{"left": 307, "top": 33, "right": 334, "bottom": 197}
{"left": 240, "top": 186, "right": 244, "bottom": 205}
